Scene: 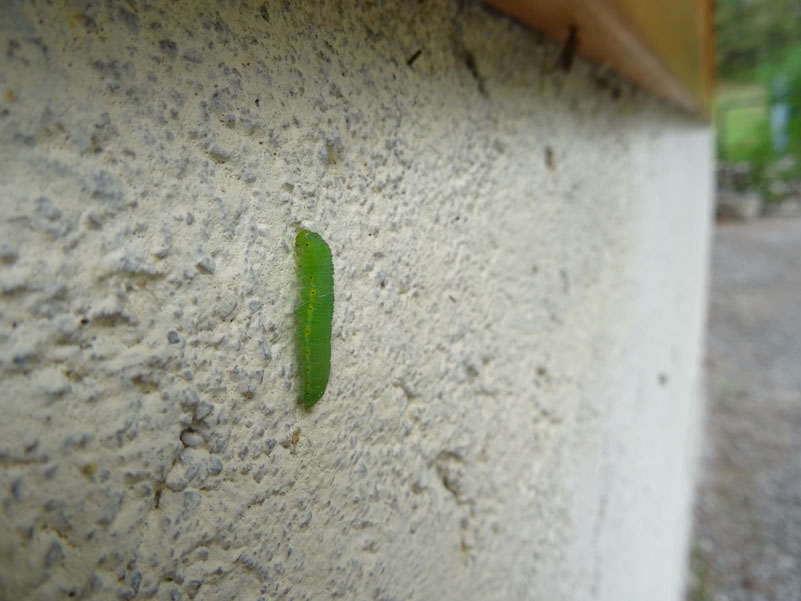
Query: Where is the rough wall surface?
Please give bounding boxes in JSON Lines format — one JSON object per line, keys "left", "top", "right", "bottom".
{"left": 0, "top": 2, "right": 712, "bottom": 600}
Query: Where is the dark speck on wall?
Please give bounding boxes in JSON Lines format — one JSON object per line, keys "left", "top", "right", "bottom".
{"left": 406, "top": 49, "right": 422, "bottom": 67}
{"left": 556, "top": 25, "right": 579, "bottom": 72}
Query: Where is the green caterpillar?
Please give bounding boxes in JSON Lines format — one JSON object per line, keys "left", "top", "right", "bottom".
{"left": 295, "top": 230, "right": 334, "bottom": 409}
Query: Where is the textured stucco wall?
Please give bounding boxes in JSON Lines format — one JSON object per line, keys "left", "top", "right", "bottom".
{"left": 0, "top": 2, "right": 711, "bottom": 600}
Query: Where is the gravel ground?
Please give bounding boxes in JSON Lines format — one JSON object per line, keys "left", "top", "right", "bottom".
{"left": 687, "top": 217, "right": 801, "bottom": 601}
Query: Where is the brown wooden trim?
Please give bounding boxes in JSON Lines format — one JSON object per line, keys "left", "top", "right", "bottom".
{"left": 486, "top": 0, "right": 714, "bottom": 118}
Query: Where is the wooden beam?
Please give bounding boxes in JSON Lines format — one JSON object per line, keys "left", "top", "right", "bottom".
{"left": 486, "top": 0, "right": 714, "bottom": 117}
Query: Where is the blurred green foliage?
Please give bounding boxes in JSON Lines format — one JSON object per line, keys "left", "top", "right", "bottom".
{"left": 717, "top": 0, "right": 801, "bottom": 78}
{"left": 717, "top": 86, "right": 769, "bottom": 163}
{"left": 717, "top": 2, "right": 801, "bottom": 197}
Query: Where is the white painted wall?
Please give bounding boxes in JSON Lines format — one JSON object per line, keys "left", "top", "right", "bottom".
{"left": 0, "top": 2, "right": 711, "bottom": 600}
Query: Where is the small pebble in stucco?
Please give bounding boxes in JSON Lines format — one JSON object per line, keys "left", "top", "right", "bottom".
{"left": 10, "top": 477, "right": 23, "bottom": 499}
{"left": 180, "top": 430, "right": 203, "bottom": 448}
{"left": 0, "top": 244, "right": 19, "bottom": 264}
{"left": 194, "top": 402, "right": 214, "bottom": 422}
{"left": 43, "top": 541, "right": 64, "bottom": 569}
{"left": 196, "top": 256, "right": 215, "bottom": 273}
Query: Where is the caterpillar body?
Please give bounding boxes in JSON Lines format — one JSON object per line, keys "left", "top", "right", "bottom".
{"left": 295, "top": 230, "right": 334, "bottom": 409}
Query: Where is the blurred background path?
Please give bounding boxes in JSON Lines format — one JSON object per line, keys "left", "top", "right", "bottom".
{"left": 688, "top": 216, "right": 801, "bottom": 601}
